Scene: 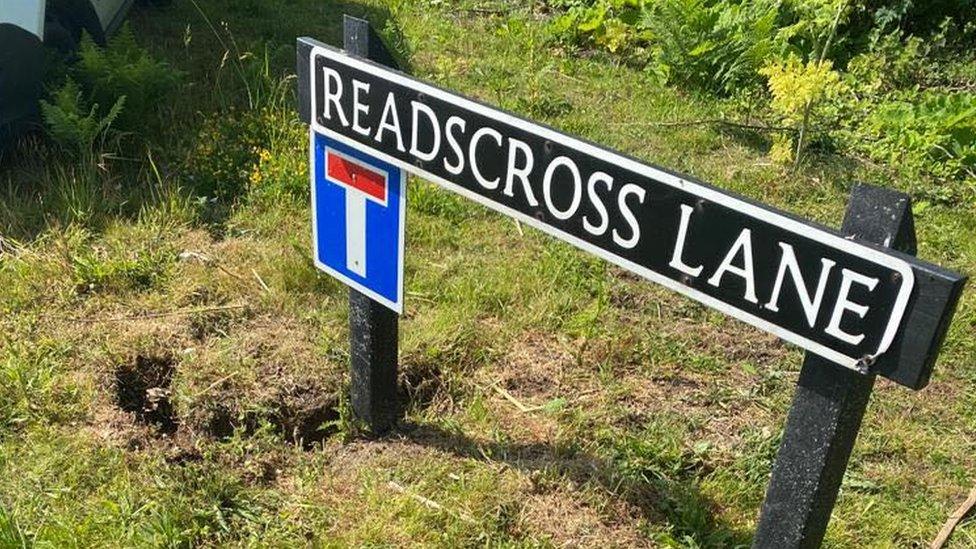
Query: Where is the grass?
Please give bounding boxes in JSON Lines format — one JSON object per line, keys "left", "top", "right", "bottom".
{"left": 0, "top": 0, "right": 974, "bottom": 546}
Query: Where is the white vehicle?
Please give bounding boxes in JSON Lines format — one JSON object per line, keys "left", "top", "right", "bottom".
{"left": 0, "top": 0, "right": 137, "bottom": 133}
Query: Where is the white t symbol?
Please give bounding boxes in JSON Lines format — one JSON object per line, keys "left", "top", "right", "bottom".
{"left": 326, "top": 149, "right": 389, "bottom": 278}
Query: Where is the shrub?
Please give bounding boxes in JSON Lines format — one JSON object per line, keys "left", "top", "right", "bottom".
{"left": 825, "top": 30, "right": 976, "bottom": 201}
{"left": 549, "top": 0, "right": 787, "bottom": 95}
{"left": 761, "top": 54, "right": 844, "bottom": 165}
{"left": 846, "top": 0, "right": 976, "bottom": 45}
{"left": 549, "top": 0, "right": 652, "bottom": 55}
{"left": 41, "top": 23, "right": 181, "bottom": 155}
{"left": 837, "top": 91, "right": 976, "bottom": 200}
{"left": 548, "top": 0, "right": 976, "bottom": 198}
{"left": 184, "top": 44, "right": 299, "bottom": 204}
{"left": 648, "top": 0, "right": 785, "bottom": 94}
{"left": 186, "top": 108, "right": 268, "bottom": 202}
{"left": 246, "top": 120, "right": 308, "bottom": 202}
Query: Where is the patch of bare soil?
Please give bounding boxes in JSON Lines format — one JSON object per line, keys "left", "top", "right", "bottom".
{"left": 399, "top": 354, "right": 445, "bottom": 412}
{"left": 114, "top": 353, "right": 178, "bottom": 434}
{"left": 323, "top": 427, "right": 657, "bottom": 546}
{"left": 498, "top": 331, "right": 577, "bottom": 399}
{"left": 179, "top": 315, "right": 343, "bottom": 449}
{"left": 613, "top": 364, "right": 780, "bottom": 454}
{"left": 472, "top": 320, "right": 780, "bottom": 491}
{"left": 468, "top": 332, "right": 593, "bottom": 442}
{"left": 74, "top": 293, "right": 342, "bottom": 453}
{"left": 90, "top": 398, "right": 203, "bottom": 466}
{"left": 596, "top": 301, "right": 792, "bottom": 450}
{"left": 519, "top": 490, "right": 652, "bottom": 548}
{"left": 687, "top": 320, "right": 790, "bottom": 365}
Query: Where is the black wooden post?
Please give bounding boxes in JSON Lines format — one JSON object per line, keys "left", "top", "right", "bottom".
{"left": 344, "top": 16, "right": 400, "bottom": 434}
{"left": 753, "top": 184, "right": 919, "bottom": 548}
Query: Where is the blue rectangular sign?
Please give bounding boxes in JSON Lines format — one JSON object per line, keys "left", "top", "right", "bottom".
{"left": 310, "top": 131, "right": 406, "bottom": 313}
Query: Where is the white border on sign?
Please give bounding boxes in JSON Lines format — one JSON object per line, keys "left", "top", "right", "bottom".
{"left": 307, "top": 42, "right": 916, "bottom": 372}
{"left": 310, "top": 129, "right": 407, "bottom": 314}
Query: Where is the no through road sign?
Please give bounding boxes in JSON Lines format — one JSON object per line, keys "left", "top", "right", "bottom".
{"left": 297, "top": 17, "right": 966, "bottom": 546}
{"left": 311, "top": 133, "right": 406, "bottom": 313}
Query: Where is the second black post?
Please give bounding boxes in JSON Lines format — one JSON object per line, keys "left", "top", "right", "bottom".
{"left": 753, "top": 184, "right": 918, "bottom": 548}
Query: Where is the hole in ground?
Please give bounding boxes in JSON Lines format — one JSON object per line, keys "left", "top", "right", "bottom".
{"left": 114, "top": 354, "right": 178, "bottom": 435}
{"left": 201, "top": 399, "right": 339, "bottom": 450}
{"left": 399, "top": 359, "right": 444, "bottom": 411}
{"left": 277, "top": 402, "right": 340, "bottom": 450}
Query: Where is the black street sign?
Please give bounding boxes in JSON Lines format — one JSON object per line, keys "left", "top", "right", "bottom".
{"left": 298, "top": 20, "right": 967, "bottom": 547}
{"left": 297, "top": 36, "right": 964, "bottom": 390}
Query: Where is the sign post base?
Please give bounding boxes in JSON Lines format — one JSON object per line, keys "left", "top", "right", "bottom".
{"left": 754, "top": 185, "right": 918, "bottom": 548}
{"left": 349, "top": 288, "right": 399, "bottom": 433}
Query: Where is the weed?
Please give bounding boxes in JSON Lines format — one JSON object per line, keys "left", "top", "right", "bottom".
{"left": 49, "top": 163, "right": 115, "bottom": 225}
{"left": 0, "top": 506, "right": 30, "bottom": 549}
{"left": 0, "top": 343, "right": 87, "bottom": 434}
{"left": 138, "top": 462, "right": 266, "bottom": 546}
{"left": 69, "top": 231, "right": 174, "bottom": 295}
{"left": 139, "top": 150, "right": 199, "bottom": 227}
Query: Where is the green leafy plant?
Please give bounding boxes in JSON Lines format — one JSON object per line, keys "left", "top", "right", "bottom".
{"left": 761, "top": 55, "right": 843, "bottom": 166}
{"left": 69, "top": 233, "right": 174, "bottom": 295}
{"left": 40, "top": 22, "right": 180, "bottom": 158}
{"left": 72, "top": 24, "right": 182, "bottom": 131}
{"left": 760, "top": 0, "right": 849, "bottom": 167}
{"left": 828, "top": 28, "right": 976, "bottom": 201}
{"left": 550, "top": 0, "right": 652, "bottom": 54}
{"left": 840, "top": 91, "right": 976, "bottom": 199}
{"left": 0, "top": 344, "right": 85, "bottom": 433}
{"left": 550, "top": 0, "right": 786, "bottom": 94}
{"left": 0, "top": 506, "right": 30, "bottom": 548}
{"left": 40, "top": 79, "right": 125, "bottom": 156}
{"left": 646, "top": 0, "right": 785, "bottom": 94}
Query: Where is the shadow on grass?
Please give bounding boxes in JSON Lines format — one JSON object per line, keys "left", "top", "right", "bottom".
{"left": 0, "top": 0, "right": 409, "bottom": 243}
{"left": 400, "top": 421, "right": 753, "bottom": 547}
{"left": 717, "top": 124, "right": 772, "bottom": 154}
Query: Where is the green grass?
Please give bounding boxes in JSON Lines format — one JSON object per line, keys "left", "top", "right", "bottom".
{"left": 0, "top": 0, "right": 974, "bottom": 546}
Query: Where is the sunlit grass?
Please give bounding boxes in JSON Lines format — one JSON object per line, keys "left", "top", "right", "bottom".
{"left": 0, "top": 0, "right": 972, "bottom": 546}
